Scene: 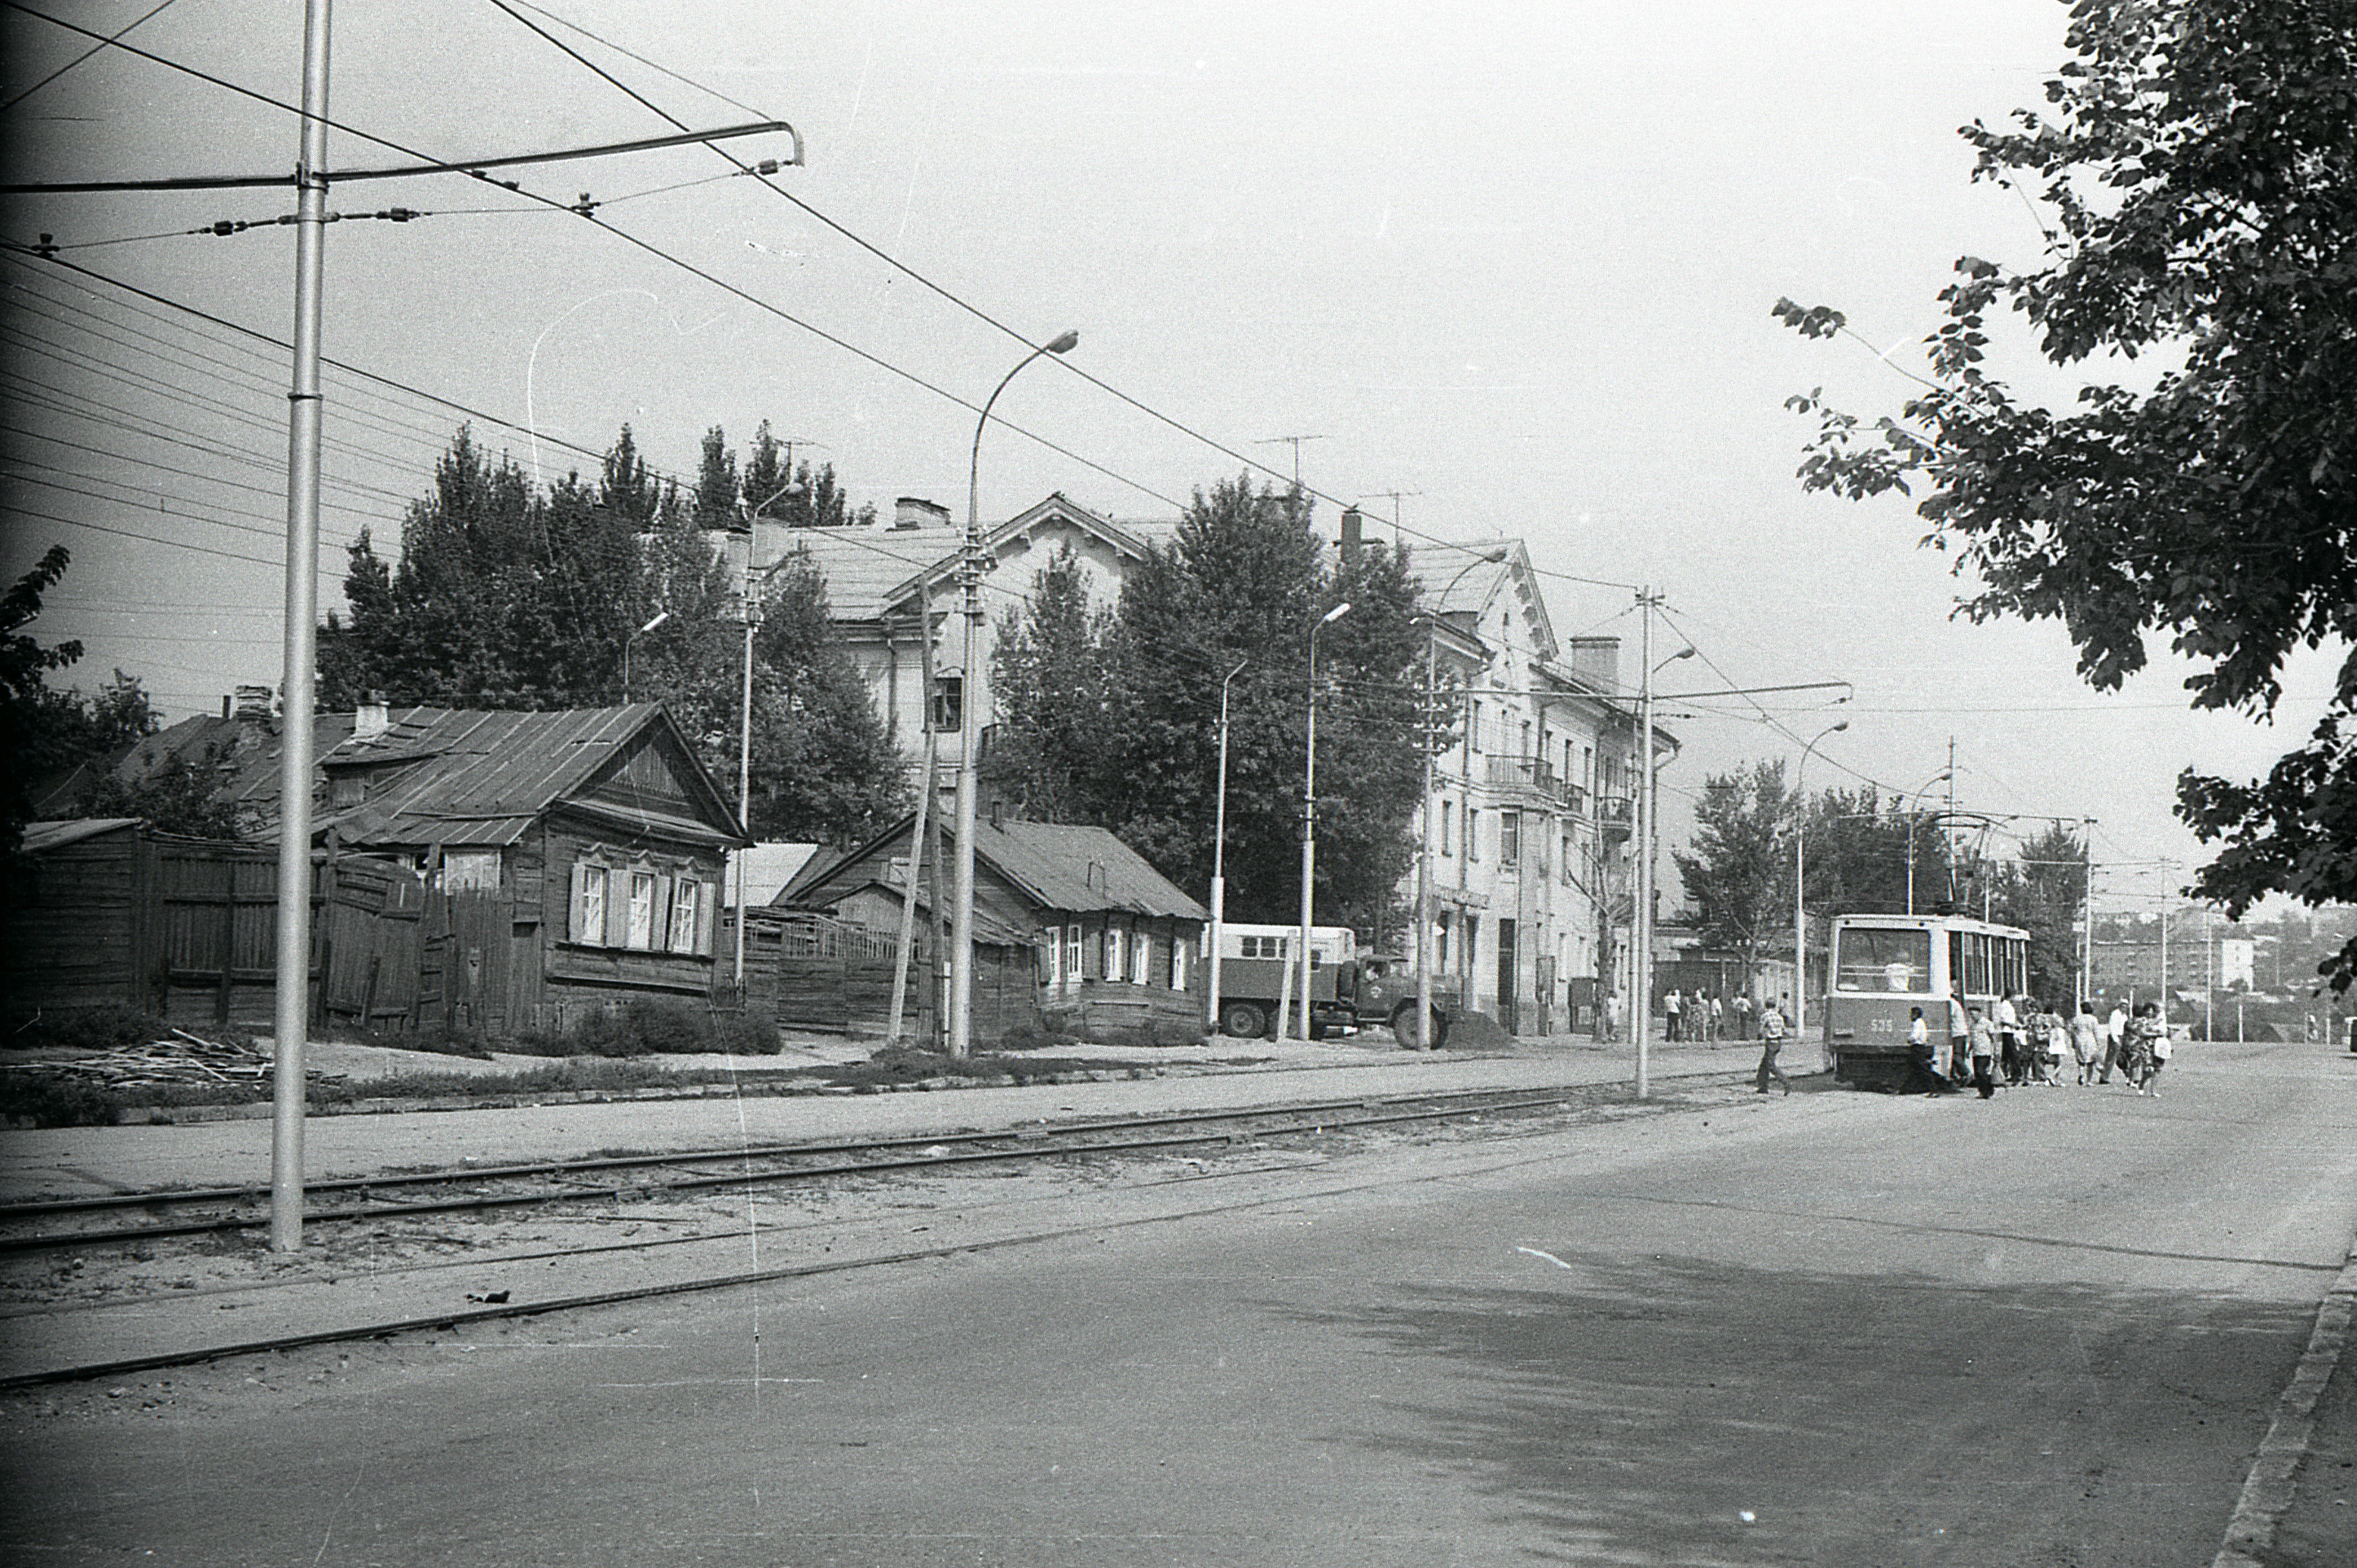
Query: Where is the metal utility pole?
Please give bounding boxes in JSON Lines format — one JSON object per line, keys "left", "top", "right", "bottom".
{"left": 1794, "top": 721, "right": 1849, "bottom": 1040}
{"left": 1282, "top": 602, "right": 1351, "bottom": 1043}
{"left": 1205, "top": 659, "right": 1247, "bottom": 1034}
{"left": 267, "top": 0, "right": 332, "bottom": 1255}
{"left": 950, "top": 332, "right": 1077, "bottom": 1058}
{"left": 1634, "top": 589, "right": 1657, "bottom": 1099}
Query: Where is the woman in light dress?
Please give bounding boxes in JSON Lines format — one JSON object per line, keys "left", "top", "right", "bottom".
{"left": 2069, "top": 1002, "right": 2103, "bottom": 1085}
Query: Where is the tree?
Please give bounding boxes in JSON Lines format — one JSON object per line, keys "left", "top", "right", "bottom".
{"left": 321, "top": 425, "right": 905, "bottom": 847}
{"left": 991, "top": 543, "right": 1118, "bottom": 823}
{"left": 1674, "top": 761, "right": 1794, "bottom": 988}
{"left": 3, "top": 545, "right": 87, "bottom": 850}
{"left": 1774, "top": 0, "right": 2357, "bottom": 990}
{"left": 985, "top": 475, "right": 1430, "bottom": 932}
{"left": 741, "top": 551, "right": 909, "bottom": 846}
{"left": 1992, "top": 823, "right": 2090, "bottom": 1004}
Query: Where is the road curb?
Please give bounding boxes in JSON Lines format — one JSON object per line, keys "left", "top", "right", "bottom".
{"left": 2212, "top": 1228, "right": 2357, "bottom": 1568}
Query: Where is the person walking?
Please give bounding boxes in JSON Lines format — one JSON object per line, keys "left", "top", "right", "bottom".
{"left": 1755, "top": 998, "right": 1791, "bottom": 1095}
{"left": 1664, "top": 988, "right": 1684, "bottom": 1043}
{"left": 2100, "top": 1001, "right": 2128, "bottom": 1084}
{"left": 1967, "top": 1005, "right": 1998, "bottom": 1099}
{"left": 1733, "top": 993, "right": 1754, "bottom": 1040}
{"left": 2069, "top": 1002, "right": 2103, "bottom": 1086}
{"left": 1906, "top": 1005, "right": 1947, "bottom": 1095}
{"left": 2143, "top": 1019, "right": 2175, "bottom": 1096}
{"left": 2122, "top": 1002, "right": 2162, "bottom": 1093}
{"left": 1709, "top": 992, "right": 1726, "bottom": 1043}
{"left": 1996, "top": 993, "right": 2025, "bottom": 1085}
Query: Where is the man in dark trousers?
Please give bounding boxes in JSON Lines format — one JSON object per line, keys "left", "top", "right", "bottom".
{"left": 1755, "top": 999, "right": 1791, "bottom": 1095}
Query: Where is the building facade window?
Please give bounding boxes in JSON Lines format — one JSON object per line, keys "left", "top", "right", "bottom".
{"left": 1440, "top": 799, "right": 1454, "bottom": 856}
{"left": 1500, "top": 809, "right": 1521, "bottom": 866}
{"left": 1467, "top": 807, "right": 1481, "bottom": 862}
{"left": 930, "top": 676, "right": 963, "bottom": 732}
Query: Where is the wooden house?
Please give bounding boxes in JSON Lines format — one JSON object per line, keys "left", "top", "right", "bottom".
{"left": 784, "top": 814, "right": 1210, "bottom": 1042}
{"left": 314, "top": 704, "right": 751, "bottom": 1031}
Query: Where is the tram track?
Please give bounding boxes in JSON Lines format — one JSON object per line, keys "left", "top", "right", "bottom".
{"left": 0, "top": 1080, "right": 1670, "bottom": 1257}
{"left": 0, "top": 1070, "right": 1747, "bottom": 1389}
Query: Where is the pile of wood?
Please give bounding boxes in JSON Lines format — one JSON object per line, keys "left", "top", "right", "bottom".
{"left": 0, "top": 1029, "right": 347, "bottom": 1090}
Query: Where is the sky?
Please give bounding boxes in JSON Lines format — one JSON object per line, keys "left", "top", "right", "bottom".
{"left": 4, "top": 0, "right": 2343, "bottom": 921}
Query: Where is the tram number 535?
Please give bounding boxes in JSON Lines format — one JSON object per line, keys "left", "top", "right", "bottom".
{"left": 1867, "top": 1017, "right": 1894, "bottom": 1034}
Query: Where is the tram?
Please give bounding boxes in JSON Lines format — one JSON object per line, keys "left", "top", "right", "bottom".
{"left": 1822, "top": 912, "right": 2030, "bottom": 1089}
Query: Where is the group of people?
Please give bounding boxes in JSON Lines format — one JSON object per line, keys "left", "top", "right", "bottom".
{"left": 1909, "top": 996, "right": 2175, "bottom": 1100}
{"left": 1662, "top": 987, "right": 1758, "bottom": 1043}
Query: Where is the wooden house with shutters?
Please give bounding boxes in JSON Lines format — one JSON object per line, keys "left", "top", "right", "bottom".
{"left": 314, "top": 703, "right": 749, "bottom": 1031}
{"left": 781, "top": 813, "right": 1210, "bottom": 1042}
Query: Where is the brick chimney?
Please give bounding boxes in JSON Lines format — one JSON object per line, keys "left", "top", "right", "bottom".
{"left": 1340, "top": 506, "right": 1362, "bottom": 564}
{"left": 355, "top": 691, "right": 390, "bottom": 743}
{"left": 892, "top": 496, "right": 951, "bottom": 531}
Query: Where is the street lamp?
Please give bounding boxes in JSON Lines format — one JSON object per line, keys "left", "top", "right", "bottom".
{"left": 1279, "top": 600, "right": 1353, "bottom": 1043}
{"left": 1415, "top": 548, "right": 1507, "bottom": 1050}
{"left": 1631, "top": 602, "right": 1691, "bottom": 1099}
{"left": 1904, "top": 767, "right": 1951, "bottom": 915}
{"left": 1206, "top": 657, "right": 1248, "bottom": 1034}
{"left": 950, "top": 331, "right": 1078, "bottom": 1059}
{"left": 1793, "top": 719, "right": 1849, "bottom": 1042}
{"left": 621, "top": 610, "right": 668, "bottom": 702}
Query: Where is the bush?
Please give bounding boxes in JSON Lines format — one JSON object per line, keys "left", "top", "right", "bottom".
{"left": 9, "top": 1005, "right": 178, "bottom": 1054}
{"left": 504, "top": 999, "right": 780, "bottom": 1059}
{"left": 0, "top": 1071, "right": 123, "bottom": 1128}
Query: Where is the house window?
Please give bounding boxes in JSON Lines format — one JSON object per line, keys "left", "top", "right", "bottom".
{"left": 1169, "top": 937, "right": 1189, "bottom": 992}
{"left": 573, "top": 864, "right": 608, "bottom": 943}
{"left": 1132, "top": 929, "right": 1152, "bottom": 987}
{"left": 569, "top": 856, "right": 716, "bottom": 956}
{"left": 1436, "top": 910, "right": 1450, "bottom": 971}
{"left": 1042, "top": 925, "right": 1063, "bottom": 987}
{"left": 627, "top": 871, "right": 659, "bottom": 949}
{"left": 667, "top": 879, "right": 702, "bottom": 955}
{"left": 1500, "top": 809, "right": 1521, "bottom": 866}
{"left": 1065, "top": 924, "right": 1084, "bottom": 983}
{"left": 1467, "top": 807, "right": 1481, "bottom": 862}
{"left": 1562, "top": 827, "right": 1576, "bottom": 886}
{"left": 1103, "top": 922, "right": 1126, "bottom": 983}
{"left": 1470, "top": 700, "right": 1482, "bottom": 753}
{"left": 930, "top": 676, "right": 963, "bottom": 732}
{"left": 1440, "top": 799, "right": 1454, "bottom": 856}
{"left": 439, "top": 850, "right": 500, "bottom": 892}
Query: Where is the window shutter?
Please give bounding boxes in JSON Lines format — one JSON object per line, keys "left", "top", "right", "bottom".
{"left": 651, "top": 874, "right": 675, "bottom": 952}
{"left": 603, "top": 869, "right": 629, "bottom": 948}
{"left": 698, "top": 880, "right": 718, "bottom": 956}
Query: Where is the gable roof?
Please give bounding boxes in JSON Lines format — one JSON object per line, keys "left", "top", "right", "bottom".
{"left": 320, "top": 704, "right": 748, "bottom": 851}
{"left": 763, "top": 493, "right": 1164, "bottom": 625}
{"left": 1402, "top": 537, "right": 1557, "bottom": 659}
{"left": 786, "top": 813, "right": 1208, "bottom": 923}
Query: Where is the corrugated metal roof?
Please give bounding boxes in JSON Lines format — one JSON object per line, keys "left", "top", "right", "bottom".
{"left": 320, "top": 705, "right": 746, "bottom": 850}
{"left": 19, "top": 818, "right": 142, "bottom": 854}
{"left": 786, "top": 814, "right": 1207, "bottom": 924}
{"left": 977, "top": 819, "right": 1209, "bottom": 920}
{"left": 1403, "top": 538, "right": 1519, "bottom": 618}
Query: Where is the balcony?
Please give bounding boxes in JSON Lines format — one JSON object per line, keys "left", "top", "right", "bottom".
{"left": 1482, "top": 755, "right": 1594, "bottom": 817}
{"left": 1596, "top": 794, "right": 1634, "bottom": 837}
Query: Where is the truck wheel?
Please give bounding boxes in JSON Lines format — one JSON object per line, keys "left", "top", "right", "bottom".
{"left": 1219, "top": 1001, "right": 1268, "bottom": 1039}
{"left": 1391, "top": 1003, "right": 1448, "bottom": 1050}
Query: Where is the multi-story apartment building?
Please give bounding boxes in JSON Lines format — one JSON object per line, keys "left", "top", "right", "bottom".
{"left": 1405, "top": 537, "right": 1657, "bottom": 1034}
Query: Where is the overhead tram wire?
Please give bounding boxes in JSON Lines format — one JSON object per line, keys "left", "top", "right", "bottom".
{"left": 0, "top": 0, "right": 178, "bottom": 113}
{"left": 484, "top": 0, "right": 1636, "bottom": 586}
{"left": 0, "top": 250, "right": 705, "bottom": 498}
{"left": 4, "top": 6, "right": 1189, "bottom": 512}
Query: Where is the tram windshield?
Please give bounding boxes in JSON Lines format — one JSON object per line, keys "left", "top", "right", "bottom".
{"left": 1832, "top": 926, "right": 1933, "bottom": 994}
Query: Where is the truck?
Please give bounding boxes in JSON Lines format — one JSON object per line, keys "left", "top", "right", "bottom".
{"left": 1207, "top": 923, "right": 1450, "bottom": 1047}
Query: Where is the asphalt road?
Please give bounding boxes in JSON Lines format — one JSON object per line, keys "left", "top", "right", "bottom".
{"left": 4, "top": 1039, "right": 2351, "bottom": 1566}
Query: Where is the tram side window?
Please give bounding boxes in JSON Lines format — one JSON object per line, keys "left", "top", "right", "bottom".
{"left": 1834, "top": 927, "right": 1932, "bottom": 992}
{"left": 1948, "top": 933, "right": 1966, "bottom": 998}
{"left": 1965, "top": 934, "right": 1990, "bottom": 997}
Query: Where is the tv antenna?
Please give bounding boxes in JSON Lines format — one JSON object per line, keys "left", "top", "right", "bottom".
{"left": 1254, "top": 434, "right": 1328, "bottom": 486}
